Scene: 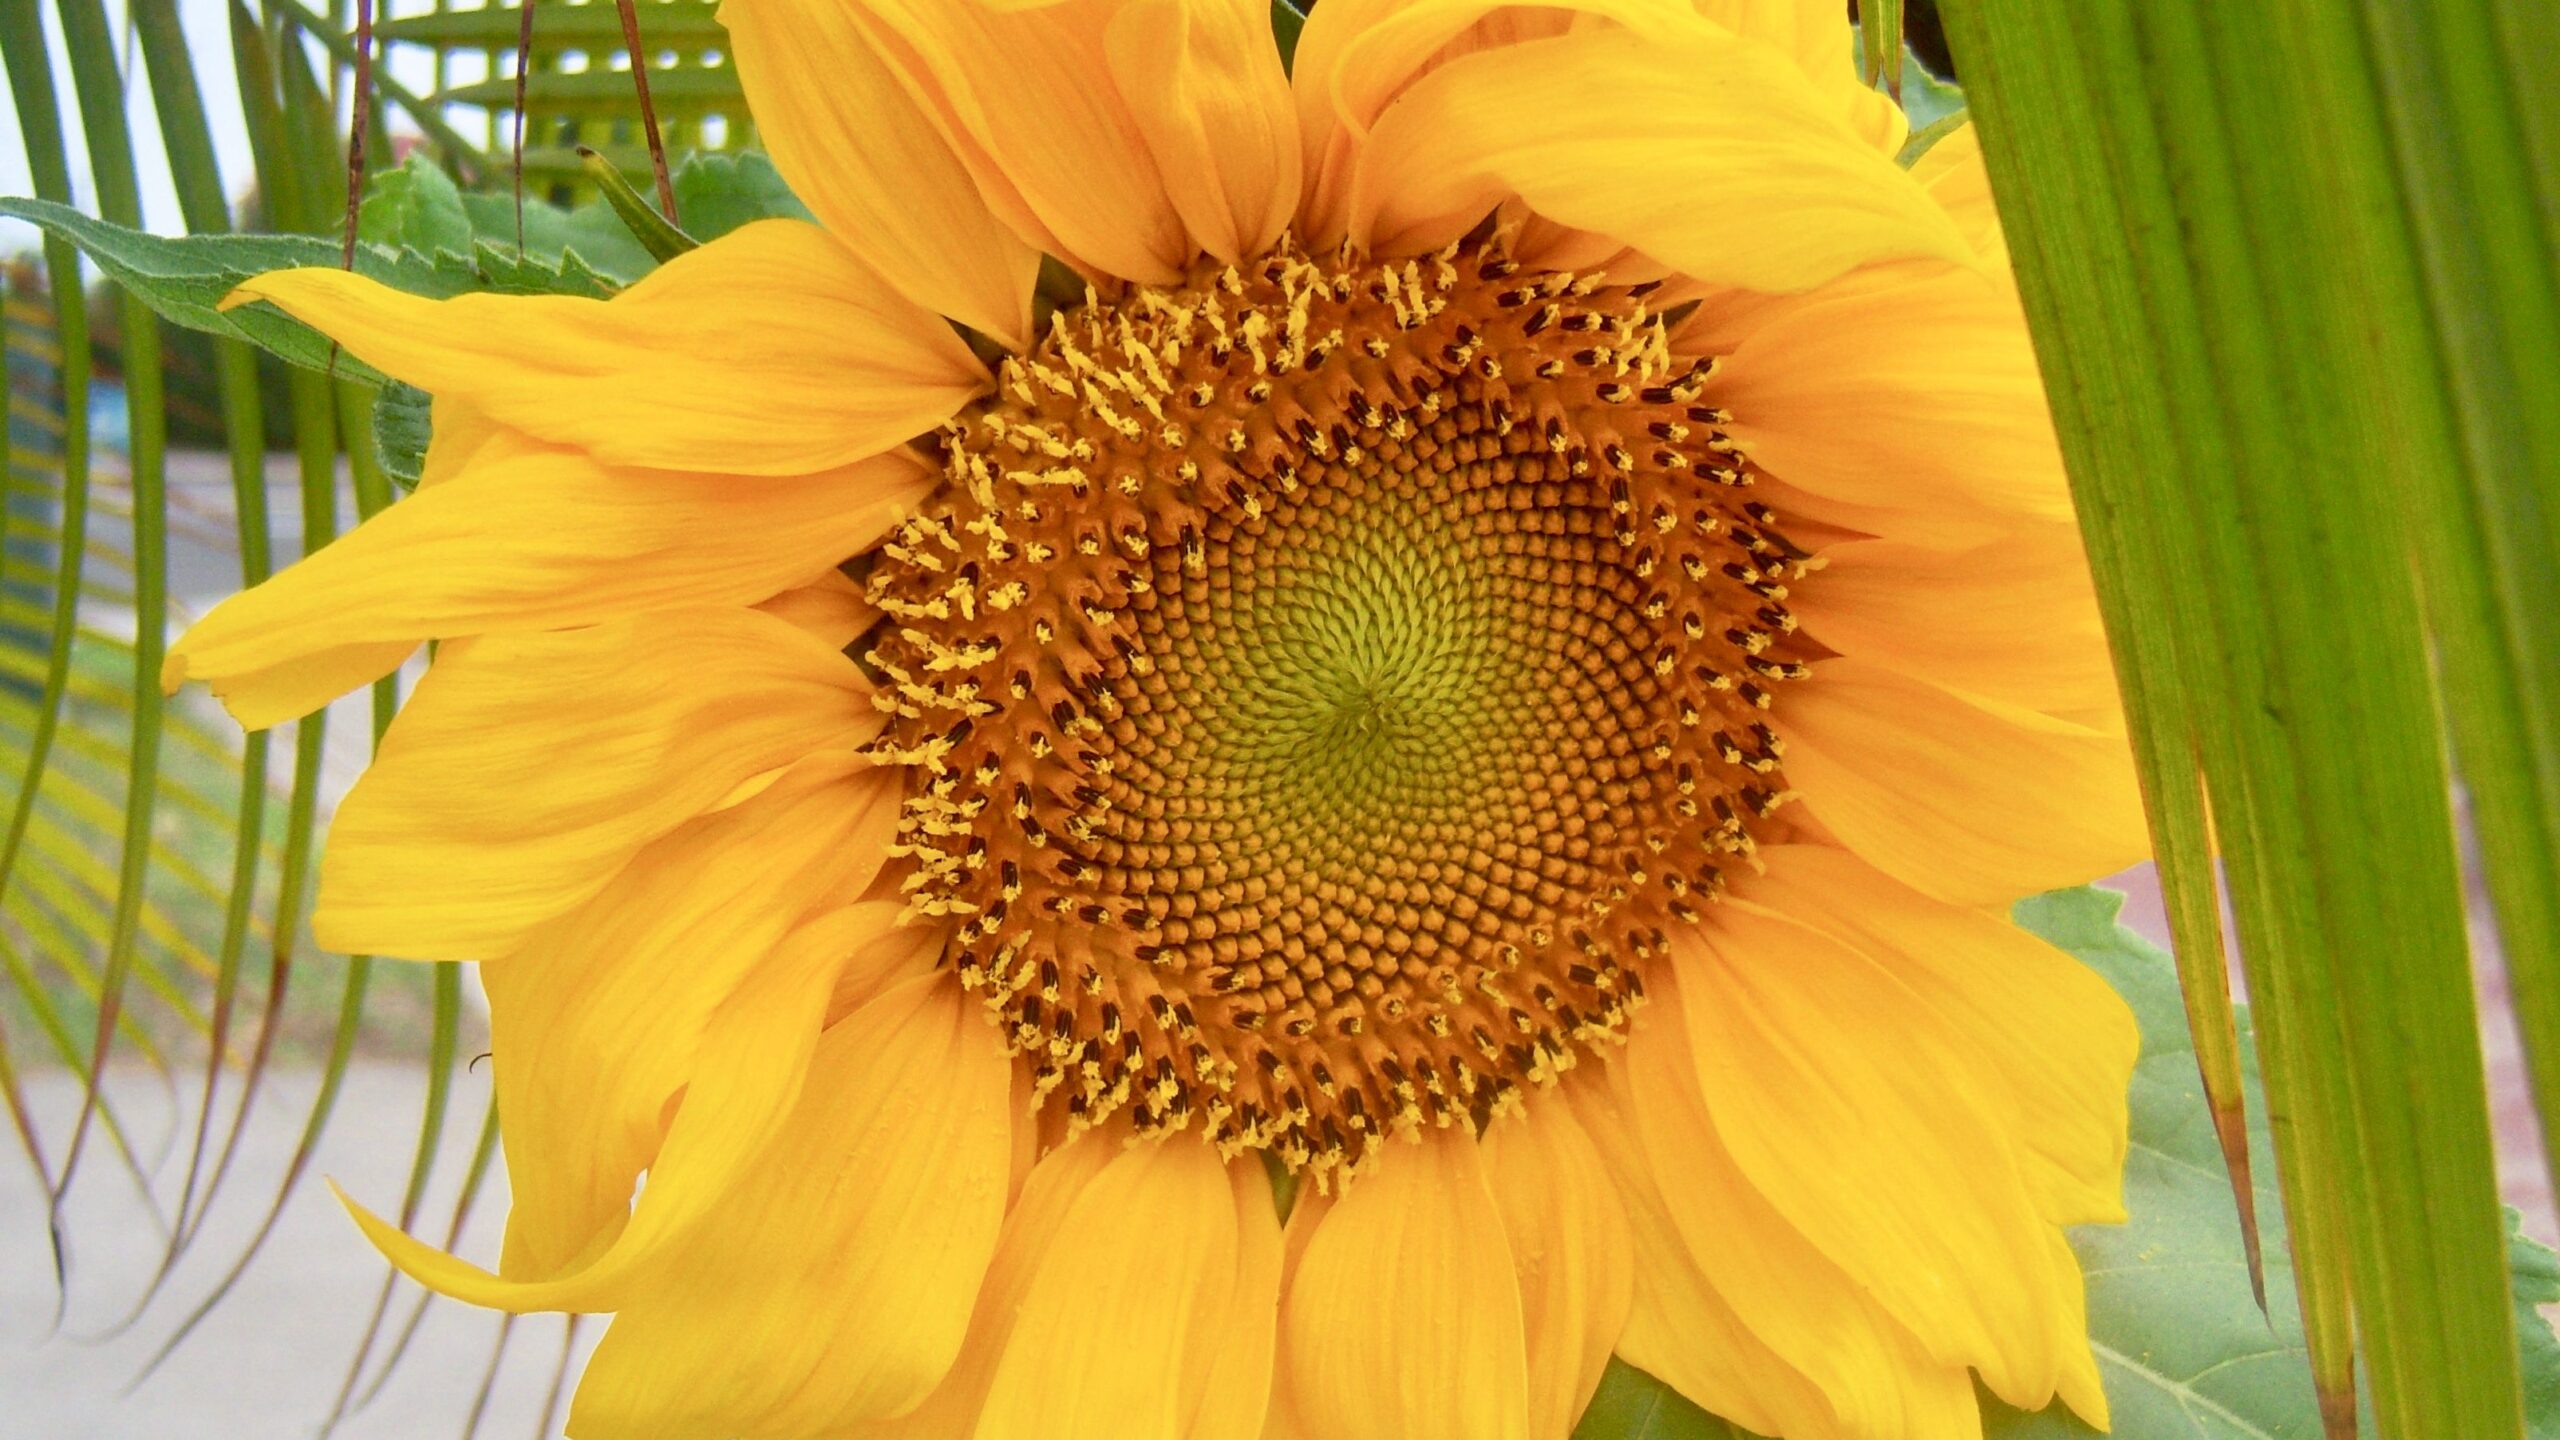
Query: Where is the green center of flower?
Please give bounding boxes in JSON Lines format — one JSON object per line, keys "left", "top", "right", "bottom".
{"left": 862, "top": 234, "right": 1812, "bottom": 1183}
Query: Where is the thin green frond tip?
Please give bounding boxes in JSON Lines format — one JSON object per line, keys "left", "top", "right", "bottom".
{"left": 1568, "top": 888, "right": 2560, "bottom": 1439}
{"left": 579, "top": 145, "right": 700, "bottom": 263}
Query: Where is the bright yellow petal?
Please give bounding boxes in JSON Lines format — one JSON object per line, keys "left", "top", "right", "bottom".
{"left": 1774, "top": 656, "right": 2148, "bottom": 906}
{"left": 971, "top": 1138, "right": 1244, "bottom": 1440}
{"left": 165, "top": 447, "right": 927, "bottom": 728}
{"left": 1677, "top": 910, "right": 2087, "bottom": 1412}
{"left": 1104, "top": 0, "right": 1301, "bottom": 265}
{"left": 1626, "top": 958, "right": 1987, "bottom": 1440}
{"left": 1280, "top": 1126, "right": 1529, "bottom": 1440}
{"left": 755, "top": 566, "right": 878, "bottom": 650}
{"left": 312, "top": 606, "right": 877, "bottom": 960}
{"left": 1344, "top": 24, "right": 1969, "bottom": 288}
{"left": 1709, "top": 262, "right": 2072, "bottom": 525}
{"left": 223, "top": 220, "right": 985, "bottom": 475}
{"left": 481, "top": 773, "right": 902, "bottom": 1280}
{"left": 1737, "top": 845, "right": 2139, "bottom": 1227}
{"left": 719, "top": 0, "right": 1038, "bottom": 347}
{"left": 1909, "top": 122, "right": 2010, "bottom": 270}
{"left": 1185, "top": 1162, "right": 1285, "bottom": 1440}
{"left": 1562, "top": 1071, "right": 1847, "bottom": 1440}
{"left": 564, "top": 972, "right": 1015, "bottom": 1437}
{"left": 851, "top": 0, "right": 1191, "bottom": 285}
{"left": 1478, "top": 1104, "right": 1634, "bottom": 1440}
{"left": 1289, "top": 0, "right": 1619, "bottom": 245}
{"left": 1794, "top": 527, "right": 2122, "bottom": 718}
{"left": 1689, "top": 0, "right": 1907, "bottom": 155}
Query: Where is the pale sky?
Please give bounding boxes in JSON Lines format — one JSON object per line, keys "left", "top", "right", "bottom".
{"left": 0, "top": 0, "right": 457, "bottom": 254}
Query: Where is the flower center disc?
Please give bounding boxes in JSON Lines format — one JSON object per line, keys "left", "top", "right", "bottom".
{"left": 865, "top": 236, "right": 1811, "bottom": 1182}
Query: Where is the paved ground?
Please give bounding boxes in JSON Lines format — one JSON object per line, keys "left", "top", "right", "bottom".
{"left": 0, "top": 1063, "right": 595, "bottom": 1440}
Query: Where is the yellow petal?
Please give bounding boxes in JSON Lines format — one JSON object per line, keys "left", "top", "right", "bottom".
{"left": 223, "top": 220, "right": 985, "bottom": 475}
{"left": 1104, "top": 0, "right": 1301, "bottom": 265}
{"left": 1738, "top": 845, "right": 2139, "bottom": 1227}
{"left": 1478, "top": 1105, "right": 1634, "bottom": 1440}
{"left": 1625, "top": 959, "right": 1985, "bottom": 1439}
{"left": 1689, "top": 0, "right": 1908, "bottom": 154}
{"left": 1677, "top": 910, "right": 2087, "bottom": 1411}
{"left": 719, "top": 0, "right": 1038, "bottom": 347}
{"left": 165, "top": 446, "right": 928, "bottom": 728}
{"left": 755, "top": 566, "right": 878, "bottom": 650}
{"left": 1774, "top": 657, "right": 2148, "bottom": 906}
{"left": 1794, "top": 527, "right": 2122, "bottom": 718}
{"left": 1280, "top": 1126, "right": 1529, "bottom": 1440}
{"left": 1710, "top": 261, "right": 2073, "bottom": 525}
{"left": 1290, "top": 0, "right": 1614, "bottom": 245}
{"left": 482, "top": 772, "right": 902, "bottom": 1280}
{"left": 1561, "top": 1071, "right": 1846, "bottom": 1440}
{"left": 1345, "top": 23, "right": 1969, "bottom": 288}
{"left": 565, "top": 972, "right": 1014, "bottom": 1437}
{"left": 170, "top": 638, "right": 420, "bottom": 731}
{"left": 313, "top": 606, "right": 877, "bottom": 960}
{"left": 852, "top": 0, "right": 1191, "bottom": 284}
{"left": 1185, "top": 1162, "right": 1285, "bottom": 1440}
{"left": 1909, "top": 122, "right": 2010, "bottom": 270}
{"left": 972, "top": 1138, "right": 1244, "bottom": 1440}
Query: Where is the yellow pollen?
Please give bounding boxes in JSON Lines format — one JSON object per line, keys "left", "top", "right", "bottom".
{"left": 863, "top": 234, "right": 1817, "bottom": 1186}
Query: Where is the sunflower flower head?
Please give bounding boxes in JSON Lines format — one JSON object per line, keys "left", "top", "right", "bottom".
{"left": 172, "top": 2, "right": 2151, "bottom": 1436}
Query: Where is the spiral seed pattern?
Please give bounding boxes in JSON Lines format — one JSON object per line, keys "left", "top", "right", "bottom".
{"left": 862, "top": 235, "right": 1814, "bottom": 1184}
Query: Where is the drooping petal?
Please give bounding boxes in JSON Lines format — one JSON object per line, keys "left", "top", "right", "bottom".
{"left": 1794, "top": 527, "right": 2121, "bottom": 717}
{"left": 312, "top": 606, "right": 877, "bottom": 960}
{"left": 1775, "top": 657, "right": 2148, "bottom": 906}
{"left": 481, "top": 771, "right": 902, "bottom": 1279}
{"left": 1104, "top": 0, "right": 1302, "bottom": 265}
{"left": 224, "top": 220, "right": 985, "bottom": 475}
{"left": 1344, "top": 24, "right": 1969, "bottom": 288}
{"left": 1708, "top": 262, "right": 2073, "bottom": 526}
{"left": 1279, "top": 1127, "right": 1530, "bottom": 1440}
{"left": 564, "top": 972, "right": 1015, "bottom": 1437}
{"left": 850, "top": 0, "right": 1191, "bottom": 284}
{"left": 165, "top": 447, "right": 928, "bottom": 728}
{"left": 1478, "top": 1105, "right": 1634, "bottom": 1440}
{"left": 1737, "top": 845, "right": 2139, "bottom": 1227}
{"left": 1676, "top": 909, "right": 2091, "bottom": 1412}
{"left": 719, "top": 0, "right": 1039, "bottom": 347}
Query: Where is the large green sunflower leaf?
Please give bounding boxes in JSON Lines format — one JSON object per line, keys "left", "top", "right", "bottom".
{"left": 1574, "top": 885, "right": 2560, "bottom": 1439}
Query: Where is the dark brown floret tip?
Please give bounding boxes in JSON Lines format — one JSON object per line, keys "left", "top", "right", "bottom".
{"left": 862, "top": 234, "right": 1816, "bottom": 1187}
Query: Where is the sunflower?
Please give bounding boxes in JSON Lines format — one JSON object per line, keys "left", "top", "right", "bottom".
{"left": 168, "top": 0, "right": 2149, "bottom": 1435}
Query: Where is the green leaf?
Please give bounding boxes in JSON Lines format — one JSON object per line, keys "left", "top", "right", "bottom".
{"left": 1271, "top": 0, "right": 1306, "bottom": 75}
{"left": 371, "top": 380, "right": 432, "bottom": 490}
{"left": 356, "top": 153, "right": 474, "bottom": 258}
{"left": 1576, "top": 1359, "right": 1750, "bottom": 1439}
{"left": 454, "top": 190, "right": 658, "bottom": 285}
{"left": 0, "top": 197, "right": 631, "bottom": 380}
{"left": 1575, "top": 888, "right": 2560, "bottom": 1439}
{"left": 0, "top": 195, "right": 463, "bottom": 381}
{"left": 670, "top": 150, "right": 815, "bottom": 242}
